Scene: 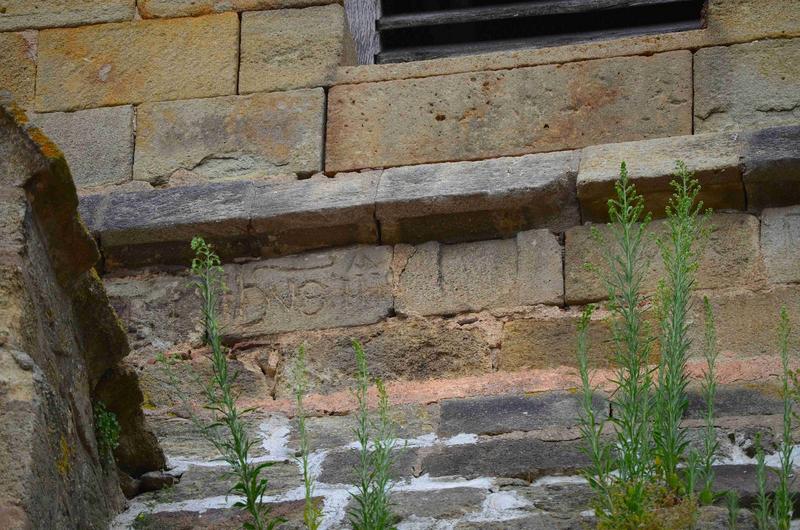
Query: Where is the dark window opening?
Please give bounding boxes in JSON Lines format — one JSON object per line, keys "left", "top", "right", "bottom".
{"left": 369, "top": 0, "right": 707, "bottom": 64}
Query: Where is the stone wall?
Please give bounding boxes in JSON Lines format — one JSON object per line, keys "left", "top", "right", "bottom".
{"left": 0, "top": 102, "right": 164, "bottom": 529}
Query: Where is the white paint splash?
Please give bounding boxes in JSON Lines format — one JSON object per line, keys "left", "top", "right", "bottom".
{"left": 462, "top": 490, "right": 532, "bottom": 523}
{"left": 259, "top": 414, "right": 293, "bottom": 461}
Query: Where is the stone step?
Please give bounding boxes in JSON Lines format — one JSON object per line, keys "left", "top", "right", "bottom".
{"left": 79, "top": 124, "right": 800, "bottom": 270}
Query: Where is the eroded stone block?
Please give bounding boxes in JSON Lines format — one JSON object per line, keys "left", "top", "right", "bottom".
{"left": 0, "top": 0, "right": 134, "bottom": 31}
{"left": 138, "top": 0, "right": 340, "bottom": 18}
{"left": 578, "top": 132, "right": 745, "bottom": 221}
{"left": 134, "top": 89, "right": 324, "bottom": 184}
{"left": 742, "top": 125, "right": 800, "bottom": 210}
{"left": 0, "top": 32, "right": 36, "bottom": 107}
{"left": 394, "top": 229, "right": 563, "bottom": 316}
{"left": 36, "top": 14, "right": 238, "bottom": 112}
{"left": 694, "top": 38, "right": 800, "bottom": 133}
{"left": 761, "top": 206, "right": 800, "bottom": 285}
{"left": 326, "top": 51, "right": 692, "bottom": 172}
{"left": 239, "top": 4, "right": 355, "bottom": 94}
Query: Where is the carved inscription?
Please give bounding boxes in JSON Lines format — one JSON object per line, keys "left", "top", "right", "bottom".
{"left": 222, "top": 246, "right": 392, "bottom": 337}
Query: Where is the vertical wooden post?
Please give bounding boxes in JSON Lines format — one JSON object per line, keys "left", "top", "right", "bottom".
{"left": 344, "top": 0, "right": 381, "bottom": 65}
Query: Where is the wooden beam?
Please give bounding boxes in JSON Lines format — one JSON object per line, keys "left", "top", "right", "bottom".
{"left": 377, "top": 19, "right": 701, "bottom": 63}
{"left": 345, "top": 0, "right": 381, "bottom": 64}
{"left": 379, "top": 0, "right": 693, "bottom": 30}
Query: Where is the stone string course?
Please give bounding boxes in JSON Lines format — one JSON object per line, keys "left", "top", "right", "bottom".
{"left": 79, "top": 124, "right": 800, "bottom": 268}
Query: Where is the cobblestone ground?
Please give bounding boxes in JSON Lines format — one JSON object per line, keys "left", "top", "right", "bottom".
{"left": 112, "top": 387, "right": 800, "bottom": 529}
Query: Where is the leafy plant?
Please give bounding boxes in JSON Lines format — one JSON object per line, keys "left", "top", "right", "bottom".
{"left": 190, "top": 236, "right": 282, "bottom": 530}
{"left": 293, "top": 345, "right": 322, "bottom": 530}
{"left": 587, "top": 161, "right": 656, "bottom": 525}
{"left": 93, "top": 401, "right": 120, "bottom": 462}
{"left": 698, "top": 296, "right": 720, "bottom": 505}
{"left": 773, "top": 308, "right": 794, "bottom": 529}
{"left": 348, "top": 340, "right": 398, "bottom": 530}
{"left": 653, "top": 161, "right": 708, "bottom": 492}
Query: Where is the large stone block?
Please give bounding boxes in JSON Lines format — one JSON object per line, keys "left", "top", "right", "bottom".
{"left": 271, "top": 316, "right": 492, "bottom": 397}
{"left": 134, "top": 89, "right": 324, "bottom": 184}
{"left": 375, "top": 150, "right": 580, "bottom": 244}
{"left": 394, "top": 229, "right": 563, "bottom": 317}
{"left": 249, "top": 171, "right": 379, "bottom": 257}
{"left": 694, "top": 38, "right": 800, "bottom": 133}
{"left": 221, "top": 245, "right": 393, "bottom": 337}
{"left": 239, "top": 4, "right": 355, "bottom": 94}
{"left": 499, "top": 307, "right": 621, "bottom": 370}
{"left": 80, "top": 181, "right": 254, "bottom": 268}
{"left": 138, "top": 0, "right": 340, "bottom": 18}
{"left": 761, "top": 206, "right": 800, "bottom": 285}
{"left": 326, "top": 51, "right": 692, "bottom": 172}
{"left": 36, "top": 14, "right": 238, "bottom": 112}
{"left": 30, "top": 106, "right": 133, "bottom": 189}
{"left": 0, "top": 0, "right": 134, "bottom": 31}
{"left": 697, "top": 286, "right": 800, "bottom": 358}
{"left": 578, "top": 132, "right": 745, "bottom": 222}
{"left": 565, "top": 213, "right": 767, "bottom": 304}
{"left": 741, "top": 125, "right": 800, "bottom": 210}
{"left": 0, "top": 32, "right": 36, "bottom": 107}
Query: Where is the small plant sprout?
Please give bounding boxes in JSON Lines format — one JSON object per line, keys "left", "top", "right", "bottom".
{"left": 348, "top": 340, "right": 398, "bottom": 530}
{"left": 293, "top": 345, "right": 322, "bottom": 530}
{"left": 190, "top": 236, "right": 283, "bottom": 530}
{"left": 93, "top": 401, "right": 120, "bottom": 463}
{"left": 773, "top": 307, "right": 794, "bottom": 530}
{"left": 726, "top": 490, "right": 740, "bottom": 530}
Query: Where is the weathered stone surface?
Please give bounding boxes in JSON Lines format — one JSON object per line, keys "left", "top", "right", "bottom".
{"left": 697, "top": 286, "right": 800, "bottom": 358}
{"left": 0, "top": 103, "right": 162, "bottom": 528}
{"left": 0, "top": 32, "right": 36, "bottom": 107}
{"left": 36, "top": 14, "right": 238, "bottom": 112}
{"left": 742, "top": 125, "right": 800, "bottom": 210}
{"left": 713, "top": 465, "right": 800, "bottom": 513}
{"left": 376, "top": 150, "right": 580, "bottom": 244}
{"left": 239, "top": 5, "right": 355, "bottom": 94}
{"left": 499, "top": 307, "right": 622, "bottom": 370}
{"left": 128, "top": 501, "right": 307, "bottom": 529}
{"left": 437, "top": 393, "right": 606, "bottom": 437}
{"left": 421, "top": 438, "right": 589, "bottom": 481}
{"left": 565, "top": 213, "right": 766, "bottom": 304}
{"left": 391, "top": 488, "right": 487, "bottom": 520}
{"left": 249, "top": 172, "right": 379, "bottom": 258}
{"left": 761, "top": 206, "right": 800, "bottom": 284}
{"left": 395, "top": 230, "right": 562, "bottom": 316}
{"left": 578, "top": 132, "right": 745, "bottom": 221}
{"left": 694, "top": 38, "right": 800, "bottom": 133}
{"left": 0, "top": 0, "right": 134, "bottom": 31}
{"left": 81, "top": 180, "right": 253, "bottom": 267}
{"left": 134, "top": 89, "right": 324, "bottom": 184}
{"left": 222, "top": 245, "right": 392, "bottom": 337}
{"left": 139, "top": 0, "right": 340, "bottom": 18}
{"left": 31, "top": 106, "right": 133, "bottom": 188}
{"left": 686, "top": 387, "right": 783, "bottom": 419}
{"left": 326, "top": 51, "right": 691, "bottom": 172}
{"left": 272, "top": 317, "right": 493, "bottom": 397}
{"left": 318, "top": 447, "right": 418, "bottom": 484}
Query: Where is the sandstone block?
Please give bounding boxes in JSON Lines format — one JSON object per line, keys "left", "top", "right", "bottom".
{"left": 138, "top": 0, "right": 340, "bottom": 18}
{"left": 0, "top": 32, "right": 36, "bottom": 107}
{"left": 36, "top": 14, "right": 238, "bottom": 112}
{"left": 0, "top": 0, "right": 134, "bottom": 31}
{"left": 271, "top": 317, "right": 493, "bottom": 397}
{"left": 326, "top": 51, "right": 691, "bottom": 172}
{"left": 31, "top": 106, "right": 133, "bottom": 189}
{"left": 694, "top": 38, "right": 800, "bottom": 133}
{"left": 394, "top": 229, "right": 563, "bottom": 317}
{"left": 694, "top": 286, "right": 800, "bottom": 358}
{"left": 564, "top": 213, "right": 766, "bottom": 304}
{"left": 221, "top": 245, "right": 393, "bottom": 337}
{"left": 239, "top": 5, "right": 355, "bottom": 94}
{"left": 578, "top": 132, "right": 745, "bottom": 222}
{"left": 249, "top": 171, "right": 379, "bottom": 257}
{"left": 81, "top": 181, "right": 254, "bottom": 268}
{"left": 741, "top": 125, "right": 800, "bottom": 210}
{"left": 376, "top": 150, "right": 580, "bottom": 244}
{"left": 761, "top": 206, "right": 800, "bottom": 285}
{"left": 499, "top": 307, "right": 623, "bottom": 370}
{"left": 134, "top": 89, "right": 324, "bottom": 184}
